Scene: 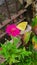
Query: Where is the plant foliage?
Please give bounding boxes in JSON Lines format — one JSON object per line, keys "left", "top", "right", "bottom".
{"left": 31, "top": 16, "right": 37, "bottom": 27}
{"left": 0, "top": 40, "right": 32, "bottom": 65}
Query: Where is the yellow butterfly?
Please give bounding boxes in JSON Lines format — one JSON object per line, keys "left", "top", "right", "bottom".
{"left": 17, "top": 22, "right": 28, "bottom": 31}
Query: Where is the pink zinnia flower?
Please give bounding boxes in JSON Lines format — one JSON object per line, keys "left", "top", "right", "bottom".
{"left": 6, "top": 24, "right": 20, "bottom": 37}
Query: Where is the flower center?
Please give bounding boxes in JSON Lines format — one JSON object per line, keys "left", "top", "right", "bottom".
{"left": 11, "top": 28, "right": 15, "bottom": 32}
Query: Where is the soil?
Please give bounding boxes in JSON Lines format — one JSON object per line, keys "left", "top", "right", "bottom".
{"left": 0, "top": 55, "right": 5, "bottom": 64}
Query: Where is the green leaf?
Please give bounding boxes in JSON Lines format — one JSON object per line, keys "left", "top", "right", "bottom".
{"left": 32, "top": 35, "right": 37, "bottom": 44}
{"left": 24, "top": 32, "right": 31, "bottom": 44}
{"left": 14, "top": 37, "right": 20, "bottom": 45}
{"left": 32, "top": 16, "right": 37, "bottom": 27}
